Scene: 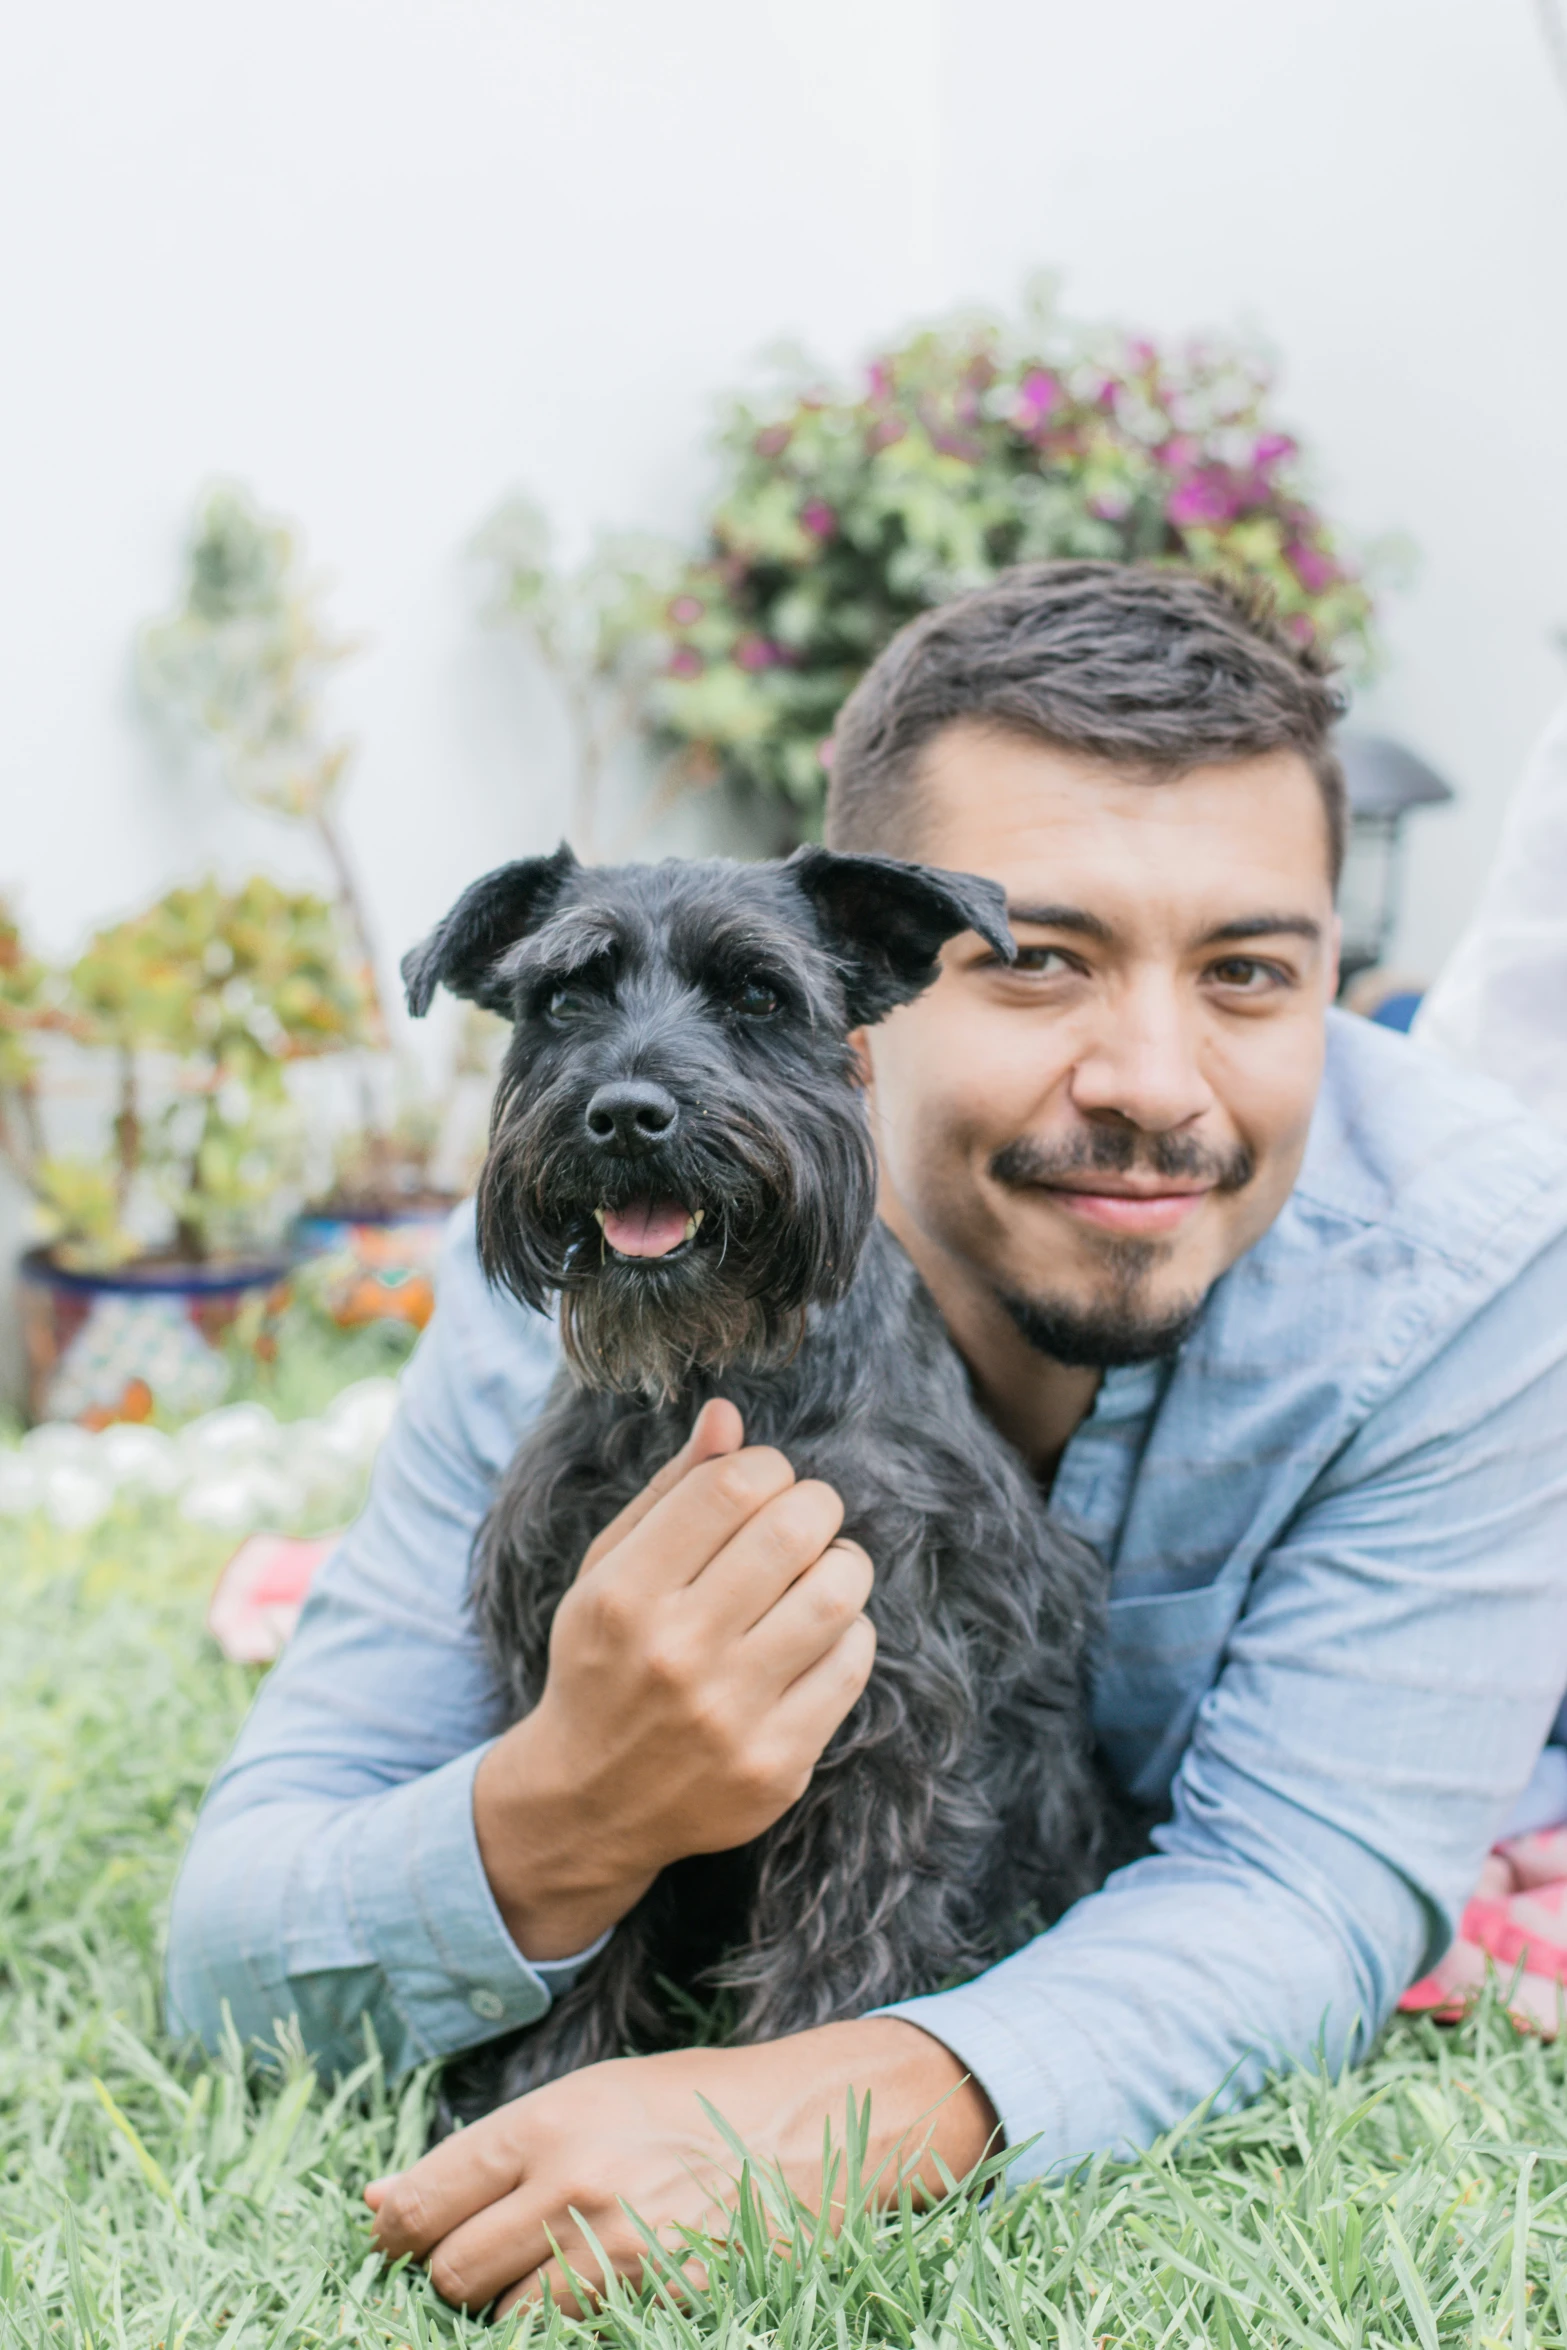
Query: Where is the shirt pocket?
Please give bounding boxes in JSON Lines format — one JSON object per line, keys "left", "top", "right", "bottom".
{"left": 1093, "top": 1578, "right": 1248, "bottom": 1809}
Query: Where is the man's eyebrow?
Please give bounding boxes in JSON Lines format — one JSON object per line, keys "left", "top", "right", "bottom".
{"left": 1000, "top": 905, "right": 1324, "bottom": 950}
{"left": 1004, "top": 902, "right": 1113, "bottom": 942}
{"left": 1199, "top": 914, "right": 1323, "bottom": 946}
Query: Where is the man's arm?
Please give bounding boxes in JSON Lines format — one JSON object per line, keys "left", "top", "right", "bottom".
{"left": 165, "top": 1205, "right": 570, "bottom": 2075}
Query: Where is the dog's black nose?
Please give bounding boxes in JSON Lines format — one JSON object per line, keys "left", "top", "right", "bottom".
{"left": 584, "top": 1080, "right": 679, "bottom": 1155}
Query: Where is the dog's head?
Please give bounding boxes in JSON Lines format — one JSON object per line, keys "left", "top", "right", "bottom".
{"left": 404, "top": 845, "right": 1013, "bottom": 1396}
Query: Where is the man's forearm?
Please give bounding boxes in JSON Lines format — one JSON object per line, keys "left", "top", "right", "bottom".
{"left": 472, "top": 1712, "right": 658, "bottom": 1960}
{"left": 169, "top": 1748, "right": 567, "bottom": 2077}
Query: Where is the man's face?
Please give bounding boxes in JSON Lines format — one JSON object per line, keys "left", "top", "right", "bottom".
{"left": 863, "top": 723, "right": 1340, "bottom": 1368}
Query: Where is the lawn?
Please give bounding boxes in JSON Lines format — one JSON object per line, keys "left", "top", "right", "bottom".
{"left": 4, "top": 1472, "right": 1567, "bottom": 2346}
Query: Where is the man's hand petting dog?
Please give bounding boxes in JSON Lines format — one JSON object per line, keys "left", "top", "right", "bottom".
{"left": 365, "top": 2017, "right": 999, "bottom": 2317}
{"left": 472, "top": 1397, "right": 878, "bottom": 1962}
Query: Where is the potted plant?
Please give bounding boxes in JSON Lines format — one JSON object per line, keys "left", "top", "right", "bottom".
{"left": 139, "top": 486, "right": 473, "bottom": 1324}
{"left": 4, "top": 876, "right": 369, "bottom": 1424}
{"left": 646, "top": 284, "right": 1382, "bottom": 842}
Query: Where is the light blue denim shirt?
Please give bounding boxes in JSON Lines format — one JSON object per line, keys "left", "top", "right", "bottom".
{"left": 166, "top": 1011, "right": 1567, "bottom": 2173}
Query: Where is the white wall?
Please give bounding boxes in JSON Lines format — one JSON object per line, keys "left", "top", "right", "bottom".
{"left": 3, "top": 0, "right": 1564, "bottom": 979}
{"left": 936, "top": 0, "right": 1567, "bottom": 976}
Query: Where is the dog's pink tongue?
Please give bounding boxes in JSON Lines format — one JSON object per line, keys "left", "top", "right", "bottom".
{"left": 600, "top": 1199, "right": 690, "bottom": 1259}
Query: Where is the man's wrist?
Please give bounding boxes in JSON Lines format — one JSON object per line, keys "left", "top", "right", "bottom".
{"left": 472, "top": 1713, "right": 655, "bottom": 1961}
{"left": 676, "top": 2015, "right": 1001, "bottom": 2197}
{"left": 815, "top": 2016, "right": 1002, "bottom": 2191}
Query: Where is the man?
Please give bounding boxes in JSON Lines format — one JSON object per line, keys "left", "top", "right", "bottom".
{"left": 168, "top": 562, "right": 1567, "bottom": 2315}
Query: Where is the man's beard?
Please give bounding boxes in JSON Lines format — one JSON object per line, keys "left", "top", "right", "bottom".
{"left": 989, "top": 1125, "right": 1255, "bottom": 1372}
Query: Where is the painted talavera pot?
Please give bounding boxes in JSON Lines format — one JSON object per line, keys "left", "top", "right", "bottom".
{"left": 291, "top": 1198, "right": 457, "bottom": 1331}
{"left": 17, "top": 1249, "right": 289, "bottom": 1427}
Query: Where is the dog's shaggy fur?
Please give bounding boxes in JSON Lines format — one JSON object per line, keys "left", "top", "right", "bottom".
{"left": 404, "top": 843, "right": 1129, "bottom": 2113}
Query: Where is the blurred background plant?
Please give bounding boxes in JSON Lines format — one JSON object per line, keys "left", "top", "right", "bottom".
{"left": 4, "top": 877, "right": 368, "bottom": 1273}
{"left": 139, "top": 486, "right": 384, "bottom": 1033}
{"left": 472, "top": 494, "right": 677, "bottom": 859}
{"left": 651, "top": 285, "right": 1382, "bottom": 841}
{"left": 0, "top": 899, "right": 67, "bottom": 1203}
{"left": 139, "top": 486, "right": 485, "bottom": 1218}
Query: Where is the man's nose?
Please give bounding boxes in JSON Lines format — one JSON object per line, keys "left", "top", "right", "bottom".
{"left": 584, "top": 1079, "right": 679, "bottom": 1155}
{"left": 1068, "top": 978, "right": 1215, "bottom": 1134}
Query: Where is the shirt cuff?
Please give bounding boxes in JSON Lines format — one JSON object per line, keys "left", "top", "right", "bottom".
{"left": 331, "top": 1741, "right": 604, "bottom": 2061}
{"left": 873, "top": 1968, "right": 1106, "bottom": 2183}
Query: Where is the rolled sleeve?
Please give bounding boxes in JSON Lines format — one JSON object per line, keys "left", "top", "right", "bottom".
{"left": 885, "top": 1225, "right": 1567, "bottom": 2175}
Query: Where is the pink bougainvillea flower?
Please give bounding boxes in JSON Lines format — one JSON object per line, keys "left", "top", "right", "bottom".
{"left": 1287, "top": 541, "right": 1339, "bottom": 594}
{"left": 800, "top": 498, "right": 837, "bottom": 539}
{"left": 1155, "top": 434, "right": 1199, "bottom": 473}
{"left": 817, "top": 736, "right": 837, "bottom": 771}
{"left": 1167, "top": 469, "right": 1241, "bottom": 528}
{"left": 867, "top": 415, "right": 907, "bottom": 452}
{"left": 734, "top": 634, "right": 780, "bottom": 672}
{"left": 865, "top": 359, "right": 892, "bottom": 401}
{"left": 753, "top": 424, "right": 792, "bottom": 460}
{"left": 666, "top": 645, "right": 704, "bottom": 679}
{"left": 1253, "top": 432, "right": 1297, "bottom": 469}
{"left": 1015, "top": 368, "right": 1062, "bottom": 426}
{"left": 668, "top": 594, "right": 705, "bottom": 627}
{"left": 1285, "top": 611, "right": 1316, "bottom": 646}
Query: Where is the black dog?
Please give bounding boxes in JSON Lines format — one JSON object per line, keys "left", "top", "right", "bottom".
{"left": 404, "top": 843, "right": 1125, "bottom": 2109}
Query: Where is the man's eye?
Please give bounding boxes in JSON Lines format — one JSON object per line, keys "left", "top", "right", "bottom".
{"left": 1011, "top": 947, "right": 1079, "bottom": 977}
{"left": 1208, "top": 957, "right": 1284, "bottom": 992}
{"left": 730, "top": 976, "right": 779, "bottom": 1018}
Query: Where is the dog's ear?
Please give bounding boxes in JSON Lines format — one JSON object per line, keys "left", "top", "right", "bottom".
{"left": 785, "top": 846, "right": 1016, "bottom": 1026}
{"left": 401, "top": 844, "right": 579, "bottom": 1018}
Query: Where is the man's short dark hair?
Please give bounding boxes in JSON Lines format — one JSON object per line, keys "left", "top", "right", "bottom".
{"left": 825, "top": 560, "right": 1349, "bottom": 883}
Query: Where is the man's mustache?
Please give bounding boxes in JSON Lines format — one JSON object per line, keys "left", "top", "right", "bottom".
{"left": 989, "top": 1127, "right": 1256, "bottom": 1194}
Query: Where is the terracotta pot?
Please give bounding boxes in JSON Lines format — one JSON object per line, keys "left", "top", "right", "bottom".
{"left": 291, "top": 1198, "right": 458, "bottom": 1331}
{"left": 17, "top": 1247, "right": 290, "bottom": 1428}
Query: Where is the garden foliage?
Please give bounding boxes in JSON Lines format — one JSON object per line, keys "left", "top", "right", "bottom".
{"left": 652, "top": 292, "right": 1378, "bottom": 835}
{"left": 4, "top": 879, "right": 370, "bottom": 1271}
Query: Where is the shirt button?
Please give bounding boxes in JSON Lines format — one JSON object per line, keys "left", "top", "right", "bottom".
{"left": 468, "top": 1987, "right": 506, "bottom": 2021}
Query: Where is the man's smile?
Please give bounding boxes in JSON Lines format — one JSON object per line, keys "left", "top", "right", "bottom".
{"left": 1034, "top": 1180, "right": 1214, "bottom": 1236}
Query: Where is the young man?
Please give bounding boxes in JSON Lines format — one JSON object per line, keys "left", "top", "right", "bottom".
{"left": 168, "top": 563, "right": 1567, "bottom": 2314}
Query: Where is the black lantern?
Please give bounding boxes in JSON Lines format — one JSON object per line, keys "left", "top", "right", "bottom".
{"left": 1334, "top": 733, "right": 1455, "bottom": 989}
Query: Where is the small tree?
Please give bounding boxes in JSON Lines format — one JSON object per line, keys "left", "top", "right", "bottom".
{"left": 139, "top": 487, "right": 387, "bottom": 1036}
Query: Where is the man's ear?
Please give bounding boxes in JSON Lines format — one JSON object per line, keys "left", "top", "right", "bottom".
{"left": 401, "top": 844, "right": 579, "bottom": 1018}
{"left": 785, "top": 845, "right": 1016, "bottom": 1026}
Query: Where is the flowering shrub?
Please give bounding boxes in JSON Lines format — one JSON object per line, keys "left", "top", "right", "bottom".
{"left": 651, "top": 298, "right": 1377, "bottom": 833}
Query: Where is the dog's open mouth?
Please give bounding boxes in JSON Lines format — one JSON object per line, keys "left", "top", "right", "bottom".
{"left": 593, "top": 1200, "right": 705, "bottom": 1261}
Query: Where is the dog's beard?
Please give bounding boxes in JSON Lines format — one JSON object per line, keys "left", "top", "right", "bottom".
{"left": 988, "top": 1126, "right": 1255, "bottom": 1371}
{"left": 477, "top": 1067, "right": 878, "bottom": 1399}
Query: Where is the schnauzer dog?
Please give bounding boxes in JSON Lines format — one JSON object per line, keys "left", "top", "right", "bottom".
{"left": 404, "top": 842, "right": 1125, "bottom": 2110}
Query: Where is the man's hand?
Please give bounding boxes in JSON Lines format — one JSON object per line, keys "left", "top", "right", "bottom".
{"left": 472, "top": 1399, "right": 877, "bottom": 1960}
{"left": 366, "top": 2018, "right": 1000, "bottom": 2317}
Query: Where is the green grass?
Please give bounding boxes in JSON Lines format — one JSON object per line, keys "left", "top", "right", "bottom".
{"left": 4, "top": 1499, "right": 1567, "bottom": 2348}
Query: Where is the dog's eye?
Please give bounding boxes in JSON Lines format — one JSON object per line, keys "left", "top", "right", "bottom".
{"left": 545, "top": 981, "right": 598, "bottom": 1020}
{"left": 730, "top": 976, "right": 779, "bottom": 1018}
